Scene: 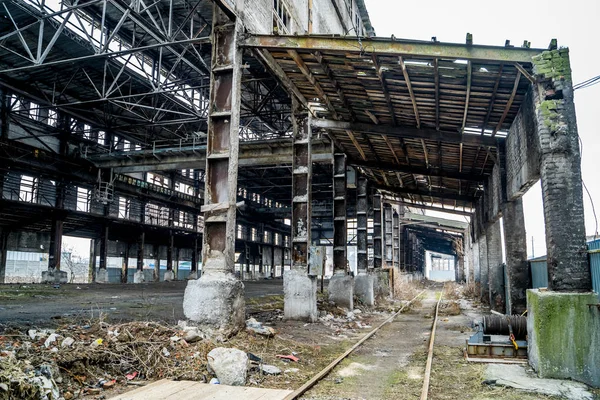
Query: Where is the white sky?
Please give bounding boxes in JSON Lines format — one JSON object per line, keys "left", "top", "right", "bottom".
{"left": 365, "top": 0, "right": 600, "bottom": 258}
{"left": 66, "top": 1, "right": 600, "bottom": 259}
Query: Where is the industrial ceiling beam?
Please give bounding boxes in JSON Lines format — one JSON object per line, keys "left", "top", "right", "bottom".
{"left": 311, "top": 119, "right": 503, "bottom": 147}
{"left": 241, "top": 35, "right": 546, "bottom": 63}
{"left": 349, "top": 158, "right": 485, "bottom": 182}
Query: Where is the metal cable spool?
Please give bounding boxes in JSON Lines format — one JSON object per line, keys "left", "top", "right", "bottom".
{"left": 483, "top": 315, "right": 527, "bottom": 339}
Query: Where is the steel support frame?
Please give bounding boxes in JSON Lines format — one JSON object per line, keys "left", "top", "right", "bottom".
{"left": 383, "top": 203, "right": 393, "bottom": 268}
{"left": 393, "top": 210, "right": 399, "bottom": 269}
{"left": 200, "top": 7, "right": 242, "bottom": 277}
{"left": 356, "top": 176, "right": 368, "bottom": 273}
{"left": 372, "top": 193, "right": 382, "bottom": 270}
{"left": 332, "top": 153, "right": 347, "bottom": 273}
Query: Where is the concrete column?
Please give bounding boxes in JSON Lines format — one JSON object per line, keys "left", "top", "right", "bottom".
{"left": 153, "top": 244, "right": 160, "bottom": 282}
{"left": 354, "top": 176, "right": 374, "bottom": 305}
{"left": 164, "top": 234, "right": 175, "bottom": 281}
{"left": 503, "top": 198, "right": 529, "bottom": 314}
{"left": 383, "top": 203, "right": 393, "bottom": 267}
{"left": 96, "top": 225, "right": 109, "bottom": 283}
{"left": 478, "top": 233, "right": 488, "bottom": 302}
{"left": 0, "top": 231, "right": 7, "bottom": 284}
{"left": 283, "top": 97, "right": 317, "bottom": 321}
{"left": 532, "top": 50, "right": 591, "bottom": 291}
{"left": 88, "top": 239, "right": 96, "bottom": 283}
{"left": 121, "top": 244, "right": 129, "bottom": 283}
{"left": 329, "top": 153, "right": 353, "bottom": 309}
{"left": 486, "top": 220, "right": 504, "bottom": 312}
{"left": 189, "top": 234, "right": 198, "bottom": 279}
{"left": 183, "top": 5, "right": 245, "bottom": 334}
{"left": 134, "top": 231, "right": 145, "bottom": 283}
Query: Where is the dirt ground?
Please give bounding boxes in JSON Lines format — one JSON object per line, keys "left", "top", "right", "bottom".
{"left": 0, "top": 280, "right": 284, "bottom": 328}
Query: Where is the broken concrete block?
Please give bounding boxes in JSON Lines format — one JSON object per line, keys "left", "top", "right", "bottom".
{"left": 245, "top": 318, "right": 275, "bottom": 337}
{"left": 207, "top": 347, "right": 248, "bottom": 386}
{"left": 260, "top": 364, "right": 281, "bottom": 375}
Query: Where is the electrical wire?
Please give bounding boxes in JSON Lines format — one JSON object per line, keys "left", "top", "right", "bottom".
{"left": 573, "top": 74, "right": 600, "bottom": 91}
{"left": 578, "top": 135, "right": 599, "bottom": 239}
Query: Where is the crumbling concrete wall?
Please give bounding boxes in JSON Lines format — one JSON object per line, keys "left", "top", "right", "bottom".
{"left": 505, "top": 89, "right": 541, "bottom": 200}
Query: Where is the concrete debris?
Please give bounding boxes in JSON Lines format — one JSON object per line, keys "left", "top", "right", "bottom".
{"left": 44, "top": 333, "right": 59, "bottom": 348}
{"left": 245, "top": 318, "right": 276, "bottom": 337}
{"left": 183, "top": 328, "right": 203, "bottom": 343}
{"left": 207, "top": 347, "right": 248, "bottom": 386}
{"left": 485, "top": 364, "right": 593, "bottom": 400}
{"left": 260, "top": 364, "right": 282, "bottom": 375}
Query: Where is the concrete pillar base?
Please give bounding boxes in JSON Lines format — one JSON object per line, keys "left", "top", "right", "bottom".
{"left": 283, "top": 269, "right": 317, "bottom": 322}
{"left": 133, "top": 270, "right": 145, "bottom": 283}
{"left": 354, "top": 273, "right": 375, "bottom": 306}
{"left": 374, "top": 269, "right": 390, "bottom": 298}
{"left": 527, "top": 289, "right": 600, "bottom": 387}
{"left": 328, "top": 273, "right": 354, "bottom": 310}
{"left": 163, "top": 270, "right": 175, "bottom": 281}
{"left": 42, "top": 269, "right": 68, "bottom": 284}
{"left": 96, "top": 269, "right": 109, "bottom": 283}
{"left": 188, "top": 271, "right": 199, "bottom": 280}
{"left": 182, "top": 272, "right": 245, "bottom": 335}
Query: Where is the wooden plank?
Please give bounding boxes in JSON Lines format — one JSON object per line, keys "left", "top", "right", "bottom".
{"left": 110, "top": 381, "right": 293, "bottom": 400}
{"left": 399, "top": 56, "right": 421, "bottom": 128}
{"left": 492, "top": 71, "right": 522, "bottom": 137}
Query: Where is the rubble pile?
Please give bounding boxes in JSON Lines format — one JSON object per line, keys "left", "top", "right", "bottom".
{"left": 0, "top": 322, "right": 216, "bottom": 399}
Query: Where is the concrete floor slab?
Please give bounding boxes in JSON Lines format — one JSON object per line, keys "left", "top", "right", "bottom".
{"left": 485, "top": 364, "right": 593, "bottom": 400}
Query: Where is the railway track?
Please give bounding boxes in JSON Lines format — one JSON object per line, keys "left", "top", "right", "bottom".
{"left": 284, "top": 287, "right": 445, "bottom": 400}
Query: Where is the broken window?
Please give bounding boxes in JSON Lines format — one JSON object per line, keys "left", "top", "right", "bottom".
{"left": 118, "top": 196, "right": 130, "bottom": 219}
{"left": 263, "top": 230, "right": 270, "bottom": 243}
{"left": 97, "top": 131, "right": 106, "bottom": 146}
{"left": 237, "top": 225, "right": 243, "bottom": 239}
{"left": 272, "top": 0, "right": 291, "bottom": 34}
{"left": 19, "top": 175, "right": 37, "bottom": 203}
{"left": 76, "top": 187, "right": 90, "bottom": 212}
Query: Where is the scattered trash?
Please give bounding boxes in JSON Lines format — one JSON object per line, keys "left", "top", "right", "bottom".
{"left": 276, "top": 354, "right": 300, "bottom": 363}
{"left": 126, "top": 372, "right": 139, "bottom": 381}
{"left": 245, "top": 318, "right": 276, "bottom": 337}
{"left": 260, "top": 365, "right": 282, "bottom": 375}
{"left": 209, "top": 378, "right": 220, "bottom": 384}
{"left": 284, "top": 368, "right": 300, "bottom": 374}
{"left": 44, "top": 333, "right": 59, "bottom": 348}
{"left": 61, "top": 337, "right": 75, "bottom": 348}
{"left": 247, "top": 352, "right": 262, "bottom": 363}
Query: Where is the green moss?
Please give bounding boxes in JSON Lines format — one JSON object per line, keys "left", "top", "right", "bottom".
{"left": 528, "top": 290, "right": 600, "bottom": 386}
{"left": 532, "top": 49, "right": 572, "bottom": 82}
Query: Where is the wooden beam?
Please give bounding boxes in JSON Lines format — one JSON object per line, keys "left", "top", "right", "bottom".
{"left": 481, "top": 64, "right": 504, "bottom": 134}
{"left": 399, "top": 56, "right": 420, "bottom": 128}
{"left": 514, "top": 62, "right": 535, "bottom": 84}
{"left": 346, "top": 129, "right": 366, "bottom": 160}
{"left": 375, "top": 184, "right": 476, "bottom": 203}
{"left": 348, "top": 158, "right": 485, "bottom": 182}
{"left": 287, "top": 50, "right": 339, "bottom": 119}
{"left": 461, "top": 61, "right": 472, "bottom": 133}
{"left": 434, "top": 58, "right": 440, "bottom": 131}
{"left": 311, "top": 119, "right": 503, "bottom": 147}
{"left": 386, "top": 198, "right": 474, "bottom": 217}
{"left": 372, "top": 54, "right": 397, "bottom": 125}
{"left": 241, "top": 35, "right": 545, "bottom": 63}
{"left": 492, "top": 71, "right": 522, "bottom": 137}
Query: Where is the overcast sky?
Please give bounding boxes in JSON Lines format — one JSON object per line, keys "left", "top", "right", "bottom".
{"left": 364, "top": 0, "right": 600, "bottom": 258}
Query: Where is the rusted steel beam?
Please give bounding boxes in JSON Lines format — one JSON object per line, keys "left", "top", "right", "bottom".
{"left": 393, "top": 210, "right": 400, "bottom": 269}
{"left": 291, "top": 99, "right": 312, "bottom": 272}
{"left": 357, "top": 176, "right": 368, "bottom": 273}
{"left": 383, "top": 203, "right": 393, "bottom": 268}
{"left": 348, "top": 158, "right": 485, "bottom": 182}
{"left": 241, "top": 35, "right": 545, "bottom": 63}
{"left": 333, "top": 153, "right": 347, "bottom": 273}
{"left": 311, "top": 119, "right": 503, "bottom": 147}
{"left": 200, "top": 7, "right": 243, "bottom": 275}
{"left": 372, "top": 193, "right": 382, "bottom": 270}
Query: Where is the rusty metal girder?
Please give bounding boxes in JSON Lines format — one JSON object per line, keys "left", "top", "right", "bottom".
{"left": 241, "top": 35, "right": 545, "bottom": 63}
{"left": 332, "top": 153, "right": 347, "bottom": 273}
